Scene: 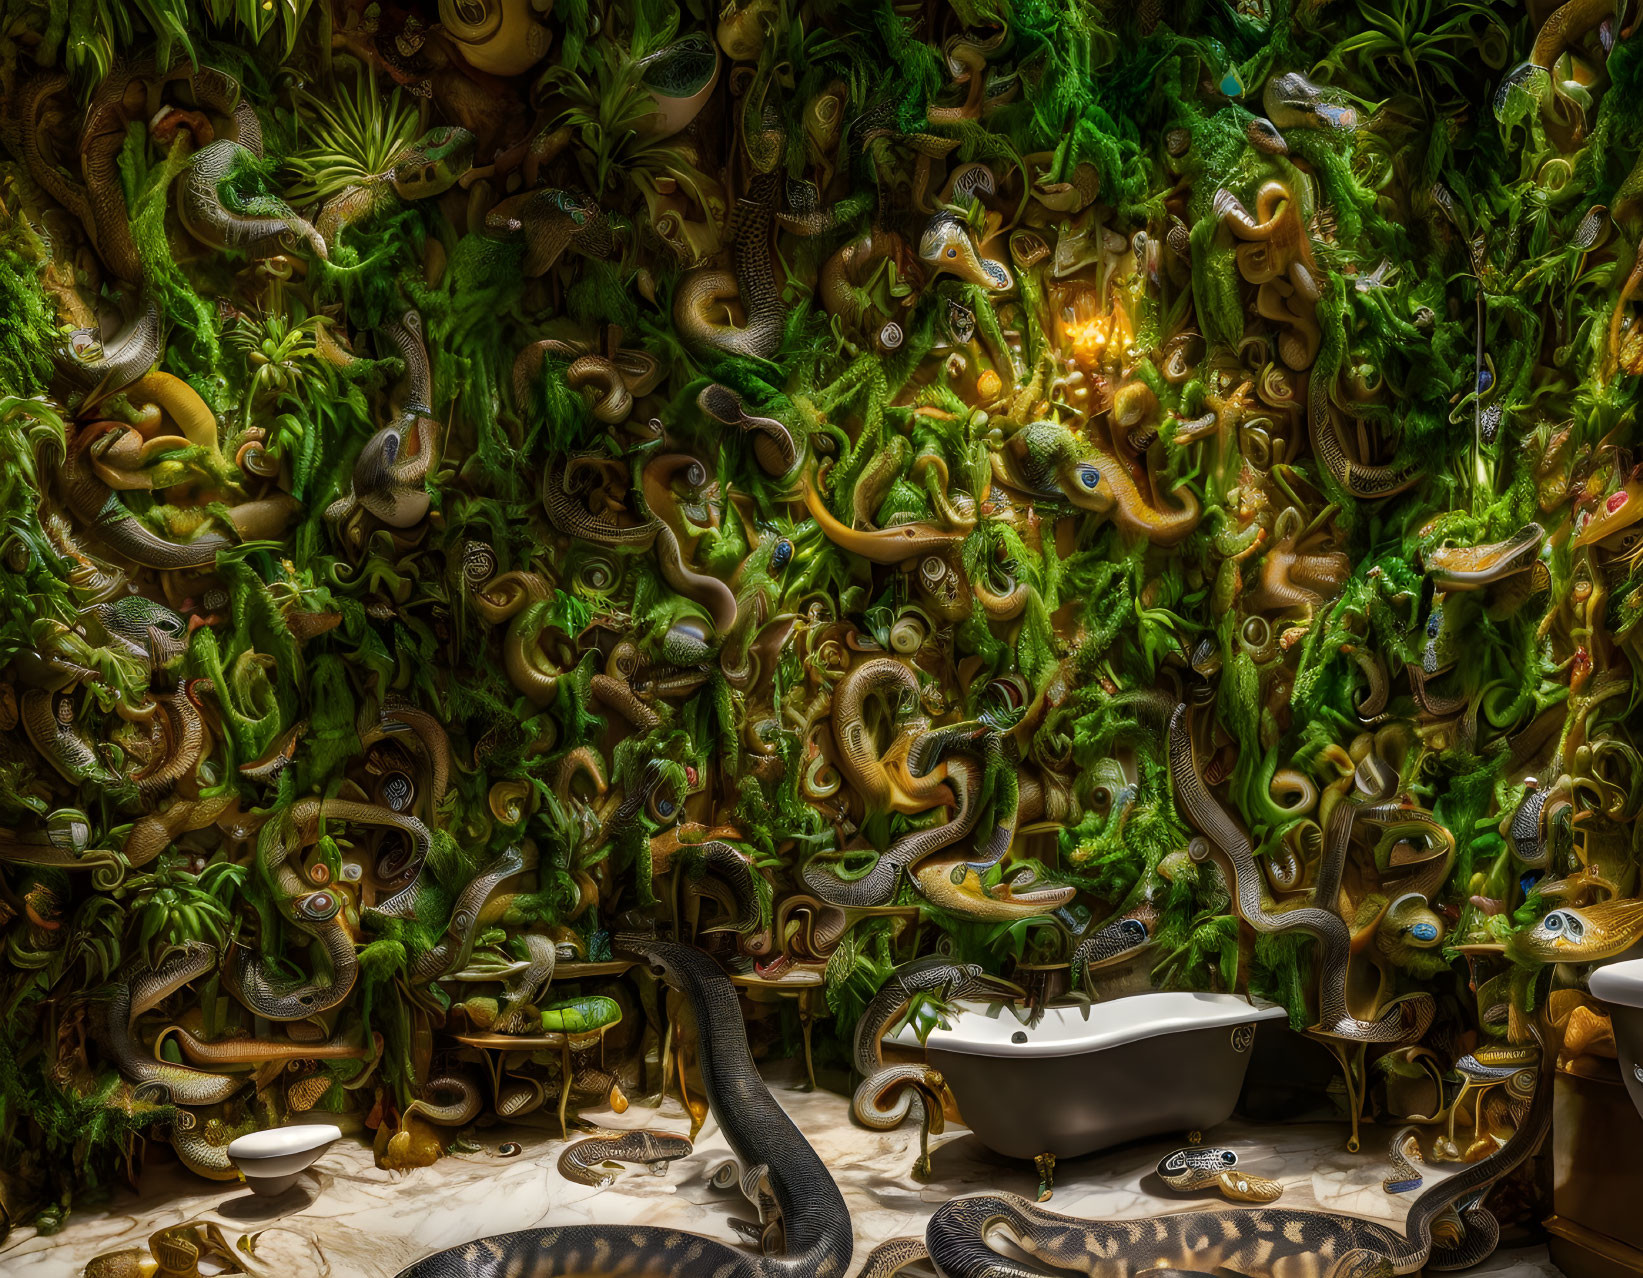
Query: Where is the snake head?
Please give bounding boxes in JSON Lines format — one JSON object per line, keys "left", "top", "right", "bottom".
{"left": 1063, "top": 460, "right": 1115, "bottom": 514}
{"left": 1522, "top": 907, "right": 1587, "bottom": 954}
{"left": 957, "top": 963, "right": 1026, "bottom": 1002}
{"left": 919, "top": 212, "right": 1013, "bottom": 292}
{"left": 390, "top": 127, "right": 477, "bottom": 199}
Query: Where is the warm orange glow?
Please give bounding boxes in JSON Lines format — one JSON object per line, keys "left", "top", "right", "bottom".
{"left": 1062, "top": 295, "right": 1131, "bottom": 363}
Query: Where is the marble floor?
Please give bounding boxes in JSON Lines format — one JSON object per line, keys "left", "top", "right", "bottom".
{"left": 2, "top": 1065, "right": 1564, "bottom": 1278}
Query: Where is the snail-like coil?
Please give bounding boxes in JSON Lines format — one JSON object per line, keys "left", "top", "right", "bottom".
{"left": 294, "top": 889, "right": 341, "bottom": 922}
{"left": 377, "top": 771, "right": 416, "bottom": 813}
{"left": 573, "top": 549, "right": 622, "bottom": 597}
{"left": 236, "top": 437, "right": 281, "bottom": 478}
{"left": 461, "top": 540, "right": 498, "bottom": 589}
{"left": 489, "top": 779, "right": 532, "bottom": 825}
{"left": 888, "top": 612, "right": 927, "bottom": 655}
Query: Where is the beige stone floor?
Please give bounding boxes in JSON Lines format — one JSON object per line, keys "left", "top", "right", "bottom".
{"left": 1, "top": 1065, "right": 1564, "bottom": 1277}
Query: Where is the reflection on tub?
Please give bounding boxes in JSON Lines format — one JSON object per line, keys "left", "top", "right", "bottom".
{"left": 889, "top": 991, "right": 1288, "bottom": 1166}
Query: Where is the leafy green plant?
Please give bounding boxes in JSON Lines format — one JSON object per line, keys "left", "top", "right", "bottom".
{"left": 285, "top": 67, "right": 421, "bottom": 207}
{"left": 541, "top": 42, "right": 718, "bottom": 208}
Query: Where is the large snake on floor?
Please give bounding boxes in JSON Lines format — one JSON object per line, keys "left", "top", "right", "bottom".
{"left": 1167, "top": 704, "right": 1434, "bottom": 1043}
{"left": 395, "top": 938, "right": 853, "bottom": 1278}
{"left": 917, "top": 1021, "right": 1549, "bottom": 1278}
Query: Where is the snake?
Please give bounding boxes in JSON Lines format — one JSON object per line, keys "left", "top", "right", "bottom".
{"left": 20, "top": 688, "right": 120, "bottom": 788}
{"left": 50, "top": 298, "right": 161, "bottom": 409}
{"left": 1309, "top": 321, "right": 1420, "bottom": 500}
{"left": 697, "top": 384, "right": 799, "bottom": 477}
{"left": 1069, "top": 904, "right": 1159, "bottom": 984}
{"left": 0, "top": 811, "right": 126, "bottom": 891}
{"left": 1156, "top": 1145, "right": 1241, "bottom": 1190}
{"left": 665, "top": 840, "right": 772, "bottom": 953}
{"left": 801, "top": 466, "right": 968, "bottom": 563}
{"left": 12, "top": 71, "right": 143, "bottom": 282}
{"left": 711, "top": 1157, "right": 785, "bottom": 1253}
{"left": 159, "top": 1020, "right": 378, "bottom": 1066}
{"left": 325, "top": 309, "right": 438, "bottom": 530}
{"left": 674, "top": 173, "right": 784, "bottom": 361}
{"left": 918, "top": 211, "right": 1012, "bottom": 292}
{"left": 227, "top": 800, "right": 429, "bottom": 1019}
{"left": 60, "top": 424, "right": 231, "bottom": 569}
{"left": 180, "top": 136, "right": 327, "bottom": 259}
{"left": 317, "top": 126, "right": 475, "bottom": 250}
{"left": 490, "top": 932, "right": 560, "bottom": 1034}
{"left": 1158, "top": 1146, "right": 1283, "bottom": 1203}
{"left": 542, "top": 453, "right": 660, "bottom": 547}
{"left": 1506, "top": 785, "right": 1550, "bottom": 867}
{"left": 556, "top": 1130, "right": 693, "bottom": 1187}
{"left": 1262, "top": 71, "right": 1359, "bottom": 133}
{"left": 1168, "top": 703, "right": 1435, "bottom": 1043}
{"left": 921, "top": 1022, "right": 1547, "bottom": 1278}
{"left": 90, "top": 596, "right": 188, "bottom": 670}
{"left": 818, "top": 230, "right": 916, "bottom": 353}
{"left": 997, "top": 421, "right": 1201, "bottom": 545}
{"left": 101, "top": 942, "right": 243, "bottom": 1107}
{"left": 1423, "top": 524, "right": 1545, "bottom": 590}
{"left": 639, "top": 453, "right": 739, "bottom": 634}
{"left": 802, "top": 751, "right": 972, "bottom": 907}
{"left": 1505, "top": 897, "right": 1643, "bottom": 962}
{"left": 394, "top": 938, "right": 853, "bottom": 1278}
{"left": 485, "top": 188, "right": 613, "bottom": 276}
{"left": 412, "top": 843, "right": 532, "bottom": 983}
{"left": 1383, "top": 1126, "right": 1425, "bottom": 1194}
{"left": 850, "top": 955, "right": 1022, "bottom": 1130}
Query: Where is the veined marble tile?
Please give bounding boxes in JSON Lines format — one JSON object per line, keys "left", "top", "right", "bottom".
{"left": 0, "top": 1066, "right": 1564, "bottom": 1278}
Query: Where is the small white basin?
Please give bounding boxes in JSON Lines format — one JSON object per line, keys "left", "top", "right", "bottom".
{"left": 1589, "top": 957, "right": 1643, "bottom": 1122}
{"left": 227, "top": 1123, "right": 341, "bottom": 1195}
{"left": 1589, "top": 958, "right": 1643, "bottom": 1008}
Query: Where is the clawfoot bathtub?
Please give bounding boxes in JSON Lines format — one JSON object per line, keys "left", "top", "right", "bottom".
{"left": 891, "top": 991, "right": 1287, "bottom": 1190}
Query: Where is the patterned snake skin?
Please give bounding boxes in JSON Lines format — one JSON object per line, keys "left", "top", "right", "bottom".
{"left": 922, "top": 1024, "right": 1549, "bottom": 1277}
{"left": 1167, "top": 703, "right": 1434, "bottom": 1043}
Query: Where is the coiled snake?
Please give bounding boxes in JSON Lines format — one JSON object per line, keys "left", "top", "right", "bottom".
{"left": 1167, "top": 704, "right": 1434, "bottom": 1044}
{"left": 395, "top": 938, "right": 852, "bottom": 1278}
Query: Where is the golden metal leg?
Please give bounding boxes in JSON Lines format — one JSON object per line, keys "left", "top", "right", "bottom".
{"left": 1035, "top": 1152, "right": 1055, "bottom": 1202}
{"left": 557, "top": 1041, "right": 572, "bottom": 1138}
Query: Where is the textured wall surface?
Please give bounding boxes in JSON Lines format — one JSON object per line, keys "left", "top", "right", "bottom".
{"left": 0, "top": 0, "right": 1637, "bottom": 1229}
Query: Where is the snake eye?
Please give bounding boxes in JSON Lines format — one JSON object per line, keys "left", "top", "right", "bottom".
{"left": 1221, "top": 1150, "right": 1237, "bottom": 1163}
{"left": 1075, "top": 465, "right": 1100, "bottom": 490}
{"left": 771, "top": 538, "right": 793, "bottom": 570}
{"left": 947, "top": 247, "right": 958, "bottom": 258}
{"left": 1543, "top": 912, "right": 1563, "bottom": 931}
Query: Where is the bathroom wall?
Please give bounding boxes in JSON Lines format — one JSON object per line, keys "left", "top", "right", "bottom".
{"left": 0, "top": 0, "right": 1637, "bottom": 1225}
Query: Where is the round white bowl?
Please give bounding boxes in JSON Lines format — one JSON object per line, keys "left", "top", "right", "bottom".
{"left": 226, "top": 1123, "right": 342, "bottom": 1196}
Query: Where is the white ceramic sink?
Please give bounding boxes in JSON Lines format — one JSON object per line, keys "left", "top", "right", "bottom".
{"left": 1589, "top": 958, "right": 1643, "bottom": 1008}
{"left": 1588, "top": 958, "right": 1643, "bottom": 1120}
{"left": 227, "top": 1123, "right": 342, "bottom": 1195}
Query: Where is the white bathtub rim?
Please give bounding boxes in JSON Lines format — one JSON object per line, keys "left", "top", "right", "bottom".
{"left": 887, "top": 990, "right": 1288, "bottom": 1059}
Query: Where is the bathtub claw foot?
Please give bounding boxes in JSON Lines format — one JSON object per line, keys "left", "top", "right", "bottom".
{"left": 1034, "top": 1152, "right": 1055, "bottom": 1201}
